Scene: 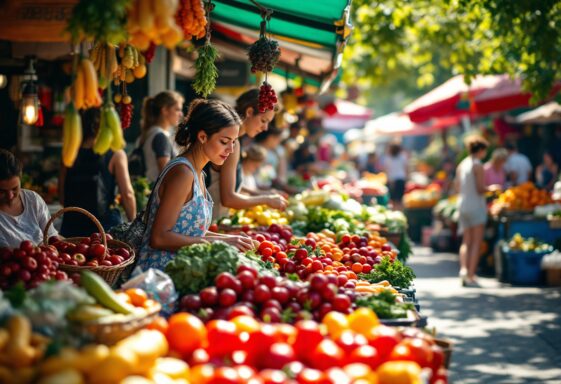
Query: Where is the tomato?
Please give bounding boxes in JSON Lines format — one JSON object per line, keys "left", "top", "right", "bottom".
{"left": 367, "top": 325, "right": 402, "bottom": 358}
{"left": 334, "top": 330, "right": 367, "bottom": 355}
{"left": 324, "top": 367, "right": 351, "bottom": 384}
{"left": 309, "top": 339, "right": 345, "bottom": 370}
{"left": 209, "top": 223, "right": 219, "bottom": 232}
{"left": 293, "top": 320, "right": 324, "bottom": 359}
{"left": 233, "top": 365, "right": 257, "bottom": 382}
{"left": 209, "top": 366, "right": 242, "bottom": 384}
{"left": 245, "top": 324, "right": 282, "bottom": 366}
{"left": 258, "top": 369, "right": 289, "bottom": 384}
{"left": 262, "top": 342, "right": 297, "bottom": 369}
{"left": 349, "top": 345, "right": 382, "bottom": 369}
{"left": 296, "top": 368, "right": 330, "bottom": 384}
{"left": 431, "top": 344, "right": 445, "bottom": 372}
{"left": 259, "top": 241, "right": 274, "bottom": 253}
{"left": 228, "top": 305, "right": 256, "bottom": 320}
{"left": 167, "top": 313, "right": 207, "bottom": 355}
{"left": 389, "top": 338, "right": 434, "bottom": 368}
{"left": 206, "top": 320, "right": 242, "bottom": 358}
{"left": 190, "top": 364, "right": 215, "bottom": 384}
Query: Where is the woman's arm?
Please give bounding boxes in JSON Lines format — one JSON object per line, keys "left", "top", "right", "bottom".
{"left": 149, "top": 166, "right": 206, "bottom": 250}
{"left": 58, "top": 164, "right": 67, "bottom": 206}
{"left": 219, "top": 143, "right": 287, "bottom": 210}
{"left": 157, "top": 156, "right": 170, "bottom": 174}
{"left": 111, "top": 150, "right": 137, "bottom": 221}
{"left": 473, "top": 163, "right": 488, "bottom": 194}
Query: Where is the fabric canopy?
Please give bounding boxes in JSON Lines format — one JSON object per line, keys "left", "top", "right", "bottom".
{"left": 515, "top": 102, "right": 561, "bottom": 124}
{"left": 323, "top": 99, "right": 373, "bottom": 131}
{"left": 404, "top": 74, "right": 561, "bottom": 123}
{"left": 364, "top": 113, "right": 460, "bottom": 138}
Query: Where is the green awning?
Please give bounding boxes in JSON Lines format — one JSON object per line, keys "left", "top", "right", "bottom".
{"left": 213, "top": 0, "right": 351, "bottom": 52}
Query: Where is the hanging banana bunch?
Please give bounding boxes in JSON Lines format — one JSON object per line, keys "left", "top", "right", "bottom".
{"left": 62, "top": 102, "right": 82, "bottom": 167}
{"left": 72, "top": 57, "right": 102, "bottom": 110}
{"left": 89, "top": 42, "right": 119, "bottom": 89}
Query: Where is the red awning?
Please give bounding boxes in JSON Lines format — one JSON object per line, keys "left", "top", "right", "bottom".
{"left": 364, "top": 113, "right": 460, "bottom": 137}
{"left": 323, "top": 99, "right": 373, "bottom": 131}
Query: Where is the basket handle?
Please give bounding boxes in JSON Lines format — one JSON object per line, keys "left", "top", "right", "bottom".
{"left": 43, "top": 206, "right": 108, "bottom": 258}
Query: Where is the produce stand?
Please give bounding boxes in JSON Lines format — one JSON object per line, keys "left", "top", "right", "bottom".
{"left": 404, "top": 207, "right": 433, "bottom": 243}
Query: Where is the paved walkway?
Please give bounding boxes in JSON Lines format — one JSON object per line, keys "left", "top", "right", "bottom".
{"left": 409, "top": 247, "right": 561, "bottom": 384}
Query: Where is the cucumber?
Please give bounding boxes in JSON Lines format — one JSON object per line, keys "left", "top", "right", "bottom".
{"left": 80, "top": 271, "right": 133, "bottom": 315}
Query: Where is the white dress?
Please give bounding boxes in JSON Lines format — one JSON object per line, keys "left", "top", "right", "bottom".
{"left": 457, "top": 156, "right": 487, "bottom": 232}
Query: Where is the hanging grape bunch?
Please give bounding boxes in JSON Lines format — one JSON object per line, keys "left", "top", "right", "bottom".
{"left": 143, "top": 43, "right": 157, "bottom": 64}
{"left": 258, "top": 82, "right": 277, "bottom": 113}
{"left": 248, "top": 20, "right": 280, "bottom": 73}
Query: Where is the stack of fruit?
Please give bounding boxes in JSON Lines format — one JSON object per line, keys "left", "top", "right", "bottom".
{"left": 226, "top": 205, "right": 289, "bottom": 227}
{"left": 506, "top": 233, "right": 553, "bottom": 253}
{"left": 490, "top": 182, "right": 553, "bottom": 214}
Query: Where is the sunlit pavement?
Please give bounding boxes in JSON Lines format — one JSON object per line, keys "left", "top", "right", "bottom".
{"left": 409, "top": 246, "right": 561, "bottom": 384}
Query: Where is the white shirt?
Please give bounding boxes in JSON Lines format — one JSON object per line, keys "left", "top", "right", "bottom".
{"left": 504, "top": 152, "right": 532, "bottom": 185}
{"left": 382, "top": 153, "right": 408, "bottom": 181}
{"left": 0, "top": 190, "right": 58, "bottom": 248}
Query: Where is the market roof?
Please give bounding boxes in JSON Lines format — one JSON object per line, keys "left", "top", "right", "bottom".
{"left": 211, "top": 0, "right": 352, "bottom": 90}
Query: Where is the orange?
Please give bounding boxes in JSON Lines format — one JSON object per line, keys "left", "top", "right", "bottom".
{"left": 376, "top": 361, "right": 422, "bottom": 384}
{"left": 352, "top": 263, "right": 363, "bottom": 273}
{"left": 167, "top": 312, "right": 207, "bottom": 355}
{"left": 322, "top": 311, "right": 349, "bottom": 338}
{"left": 346, "top": 271, "right": 358, "bottom": 280}
{"left": 146, "top": 316, "right": 169, "bottom": 334}
{"left": 125, "top": 288, "right": 148, "bottom": 307}
{"left": 347, "top": 308, "right": 380, "bottom": 336}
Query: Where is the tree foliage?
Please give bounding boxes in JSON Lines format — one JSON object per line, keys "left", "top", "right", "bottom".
{"left": 343, "top": 0, "right": 561, "bottom": 111}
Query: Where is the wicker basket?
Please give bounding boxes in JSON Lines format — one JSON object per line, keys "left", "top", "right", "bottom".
{"left": 76, "top": 302, "right": 161, "bottom": 345}
{"left": 44, "top": 207, "right": 135, "bottom": 287}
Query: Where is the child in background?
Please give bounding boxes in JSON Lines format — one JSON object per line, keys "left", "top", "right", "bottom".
{"left": 240, "top": 145, "right": 267, "bottom": 191}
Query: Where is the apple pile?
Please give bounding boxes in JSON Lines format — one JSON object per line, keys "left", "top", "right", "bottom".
{"left": 180, "top": 266, "right": 357, "bottom": 324}
{"left": 0, "top": 240, "right": 69, "bottom": 289}
{"left": 49, "top": 232, "right": 132, "bottom": 268}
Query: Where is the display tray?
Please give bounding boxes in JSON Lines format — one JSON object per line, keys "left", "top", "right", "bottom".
{"left": 379, "top": 309, "right": 420, "bottom": 327}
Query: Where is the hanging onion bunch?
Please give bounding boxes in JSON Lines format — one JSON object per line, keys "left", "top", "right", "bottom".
{"left": 248, "top": 21, "right": 281, "bottom": 73}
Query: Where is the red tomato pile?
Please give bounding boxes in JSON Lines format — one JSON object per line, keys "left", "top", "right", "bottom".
{"left": 180, "top": 266, "right": 359, "bottom": 324}
{"left": 162, "top": 309, "right": 448, "bottom": 384}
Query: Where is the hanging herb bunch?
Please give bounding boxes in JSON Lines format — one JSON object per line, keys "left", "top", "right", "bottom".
{"left": 192, "top": 1, "right": 219, "bottom": 98}
{"left": 249, "top": 13, "right": 280, "bottom": 113}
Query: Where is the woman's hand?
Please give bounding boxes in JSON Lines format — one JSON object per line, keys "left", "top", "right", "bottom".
{"left": 220, "top": 234, "right": 255, "bottom": 252}
{"left": 265, "top": 194, "right": 288, "bottom": 210}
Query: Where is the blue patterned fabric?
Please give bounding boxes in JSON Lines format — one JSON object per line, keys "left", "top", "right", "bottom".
{"left": 137, "top": 157, "right": 213, "bottom": 270}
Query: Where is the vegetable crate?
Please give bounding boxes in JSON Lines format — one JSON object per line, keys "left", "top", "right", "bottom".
{"left": 504, "top": 248, "right": 551, "bottom": 285}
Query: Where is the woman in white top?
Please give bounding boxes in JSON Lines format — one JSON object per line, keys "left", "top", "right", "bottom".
{"left": 139, "top": 91, "right": 184, "bottom": 184}
{"left": 240, "top": 145, "right": 267, "bottom": 191}
{"left": 206, "top": 89, "right": 287, "bottom": 221}
{"left": 455, "top": 135, "right": 498, "bottom": 287}
{"left": 382, "top": 142, "right": 408, "bottom": 209}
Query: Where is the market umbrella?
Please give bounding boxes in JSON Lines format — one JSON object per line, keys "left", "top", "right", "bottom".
{"left": 515, "top": 101, "right": 561, "bottom": 124}
{"left": 403, "top": 75, "right": 503, "bottom": 123}
{"left": 322, "top": 99, "right": 373, "bottom": 131}
{"left": 364, "top": 113, "right": 460, "bottom": 138}
{"left": 472, "top": 79, "right": 561, "bottom": 115}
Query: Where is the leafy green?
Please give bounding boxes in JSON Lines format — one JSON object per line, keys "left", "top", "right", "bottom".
{"left": 165, "top": 241, "right": 276, "bottom": 296}
{"left": 397, "top": 232, "right": 413, "bottom": 263}
{"left": 355, "top": 289, "right": 415, "bottom": 319}
{"left": 359, "top": 256, "right": 415, "bottom": 289}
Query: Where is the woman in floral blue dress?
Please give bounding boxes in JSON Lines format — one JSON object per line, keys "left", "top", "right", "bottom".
{"left": 138, "top": 99, "right": 255, "bottom": 271}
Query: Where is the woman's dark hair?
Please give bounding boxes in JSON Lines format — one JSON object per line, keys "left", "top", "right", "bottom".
{"left": 141, "top": 91, "right": 184, "bottom": 143}
{"left": 389, "top": 143, "right": 402, "bottom": 157}
{"left": 235, "top": 88, "right": 279, "bottom": 118}
{"left": 176, "top": 99, "right": 242, "bottom": 148}
{"left": 81, "top": 108, "right": 101, "bottom": 141}
{"left": 465, "top": 135, "right": 489, "bottom": 154}
{"left": 0, "top": 149, "right": 22, "bottom": 180}
{"left": 254, "top": 125, "right": 284, "bottom": 143}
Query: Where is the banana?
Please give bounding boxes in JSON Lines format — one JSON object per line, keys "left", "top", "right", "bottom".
{"left": 109, "top": 45, "right": 118, "bottom": 76}
{"left": 73, "top": 66, "right": 85, "bottom": 110}
{"left": 80, "top": 271, "right": 134, "bottom": 314}
{"left": 93, "top": 109, "right": 113, "bottom": 155}
{"left": 81, "top": 58, "right": 99, "bottom": 107}
{"left": 106, "top": 106, "right": 125, "bottom": 151}
{"left": 62, "top": 103, "right": 82, "bottom": 167}
{"left": 67, "top": 304, "right": 115, "bottom": 322}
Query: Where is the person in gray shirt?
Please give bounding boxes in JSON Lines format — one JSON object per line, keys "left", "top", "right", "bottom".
{"left": 0, "top": 149, "right": 57, "bottom": 248}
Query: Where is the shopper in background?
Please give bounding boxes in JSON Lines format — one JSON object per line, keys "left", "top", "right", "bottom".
{"left": 484, "top": 148, "right": 508, "bottom": 189}
{"left": 139, "top": 91, "right": 184, "bottom": 184}
{"left": 138, "top": 99, "right": 255, "bottom": 271}
{"left": 455, "top": 136, "right": 498, "bottom": 287}
{"left": 0, "top": 149, "right": 57, "bottom": 247}
{"left": 240, "top": 145, "right": 267, "bottom": 191}
{"left": 535, "top": 151, "right": 559, "bottom": 191}
{"left": 381, "top": 142, "right": 408, "bottom": 209}
{"left": 504, "top": 142, "right": 532, "bottom": 186}
{"left": 59, "top": 108, "right": 136, "bottom": 237}
{"left": 364, "top": 152, "right": 380, "bottom": 174}
{"left": 205, "top": 89, "right": 287, "bottom": 221}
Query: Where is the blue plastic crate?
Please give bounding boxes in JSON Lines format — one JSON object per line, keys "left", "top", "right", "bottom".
{"left": 504, "top": 248, "right": 552, "bottom": 285}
